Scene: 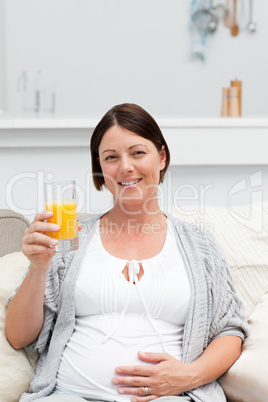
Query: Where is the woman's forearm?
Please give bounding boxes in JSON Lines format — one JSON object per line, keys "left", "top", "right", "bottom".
{"left": 189, "top": 335, "right": 242, "bottom": 389}
{"left": 5, "top": 266, "right": 48, "bottom": 350}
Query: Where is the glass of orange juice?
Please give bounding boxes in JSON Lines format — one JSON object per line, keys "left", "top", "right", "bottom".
{"left": 44, "top": 180, "right": 79, "bottom": 253}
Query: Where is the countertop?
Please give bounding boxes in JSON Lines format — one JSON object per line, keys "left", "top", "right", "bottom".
{"left": 1, "top": 112, "right": 268, "bottom": 129}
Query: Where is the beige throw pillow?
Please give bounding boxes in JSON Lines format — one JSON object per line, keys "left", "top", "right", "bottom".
{"left": 0, "top": 252, "right": 38, "bottom": 402}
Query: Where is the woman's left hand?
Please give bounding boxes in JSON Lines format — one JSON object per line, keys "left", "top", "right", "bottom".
{"left": 111, "top": 351, "right": 197, "bottom": 402}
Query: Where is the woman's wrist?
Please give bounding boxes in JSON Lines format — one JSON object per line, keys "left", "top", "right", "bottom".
{"left": 29, "top": 262, "right": 50, "bottom": 276}
{"left": 185, "top": 360, "right": 206, "bottom": 390}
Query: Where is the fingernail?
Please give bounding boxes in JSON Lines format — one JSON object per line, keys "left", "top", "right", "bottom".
{"left": 51, "top": 239, "right": 58, "bottom": 245}
{"left": 112, "top": 379, "right": 118, "bottom": 385}
{"left": 118, "top": 389, "right": 124, "bottom": 394}
{"left": 46, "top": 211, "right": 53, "bottom": 215}
{"left": 139, "top": 351, "right": 146, "bottom": 357}
{"left": 115, "top": 368, "right": 121, "bottom": 374}
{"left": 52, "top": 224, "right": 61, "bottom": 230}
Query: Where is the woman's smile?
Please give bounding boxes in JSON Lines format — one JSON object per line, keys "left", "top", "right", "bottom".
{"left": 118, "top": 178, "right": 142, "bottom": 187}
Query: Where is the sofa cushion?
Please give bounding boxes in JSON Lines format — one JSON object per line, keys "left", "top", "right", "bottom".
{"left": 0, "top": 251, "right": 38, "bottom": 402}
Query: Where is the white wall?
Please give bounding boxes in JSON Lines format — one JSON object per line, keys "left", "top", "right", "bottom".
{"left": 3, "top": 0, "right": 268, "bottom": 117}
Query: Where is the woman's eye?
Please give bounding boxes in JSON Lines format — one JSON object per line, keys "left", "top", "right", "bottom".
{"left": 105, "top": 155, "right": 117, "bottom": 161}
{"left": 133, "top": 151, "right": 145, "bottom": 156}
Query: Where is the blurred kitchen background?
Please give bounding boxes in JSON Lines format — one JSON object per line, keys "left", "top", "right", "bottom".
{"left": 0, "top": 0, "right": 266, "bottom": 117}
{"left": 0, "top": 0, "right": 267, "bottom": 222}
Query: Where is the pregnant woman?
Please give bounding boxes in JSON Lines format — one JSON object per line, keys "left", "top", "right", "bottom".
{"left": 6, "top": 103, "right": 248, "bottom": 402}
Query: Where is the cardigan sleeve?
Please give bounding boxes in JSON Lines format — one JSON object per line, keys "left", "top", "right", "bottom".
{"left": 28, "top": 252, "right": 75, "bottom": 353}
{"left": 7, "top": 252, "right": 75, "bottom": 354}
{"left": 203, "top": 230, "right": 250, "bottom": 343}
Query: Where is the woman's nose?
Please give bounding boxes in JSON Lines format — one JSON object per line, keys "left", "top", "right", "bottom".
{"left": 119, "top": 155, "right": 134, "bottom": 174}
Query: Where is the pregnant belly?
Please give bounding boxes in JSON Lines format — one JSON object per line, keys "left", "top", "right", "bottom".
{"left": 55, "top": 316, "right": 163, "bottom": 398}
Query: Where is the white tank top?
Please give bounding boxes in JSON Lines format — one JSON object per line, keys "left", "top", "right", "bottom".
{"left": 54, "top": 218, "right": 191, "bottom": 401}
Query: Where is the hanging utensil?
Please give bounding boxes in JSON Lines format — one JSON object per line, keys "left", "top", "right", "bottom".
{"left": 231, "top": 0, "right": 239, "bottom": 36}
{"left": 248, "top": 0, "right": 257, "bottom": 32}
{"left": 193, "top": 6, "right": 219, "bottom": 34}
{"left": 207, "top": 10, "right": 218, "bottom": 32}
{"left": 224, "top": 0, "right": 232, "bottom": 27}
{"left": 213, "top": 1, "right": 227, "bottom": 20}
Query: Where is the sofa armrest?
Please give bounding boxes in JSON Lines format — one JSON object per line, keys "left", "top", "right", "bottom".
{"left": 0, "top": 209, "right": 30, "bottom": 257}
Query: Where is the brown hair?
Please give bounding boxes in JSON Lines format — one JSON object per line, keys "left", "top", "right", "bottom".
{"left": 90, "top": 103, "right": 170, "bottom": 191}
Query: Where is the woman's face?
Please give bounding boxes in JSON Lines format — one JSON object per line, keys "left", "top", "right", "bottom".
{"left": 98, "top": 125, "right": 166, "bottom": 208}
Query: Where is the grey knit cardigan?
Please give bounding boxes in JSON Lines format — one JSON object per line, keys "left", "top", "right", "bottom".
{"left": 14, "top": 214, "right": 249, "bottom": 402}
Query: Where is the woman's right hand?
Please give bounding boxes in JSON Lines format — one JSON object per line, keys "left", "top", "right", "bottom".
{"left": 22, "top": 210, "right": 60, "bottom": 271}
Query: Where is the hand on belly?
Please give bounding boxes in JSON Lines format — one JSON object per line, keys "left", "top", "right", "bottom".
{"left": 111, "top": 351, "right": 189, "bottom": 402}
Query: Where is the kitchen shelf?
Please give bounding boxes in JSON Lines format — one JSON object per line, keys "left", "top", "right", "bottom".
{"left": 0, "top": 114, "right": 268, "bottom": 165}
{"left": 0, "top": 114, "right": 268, "bottom": 129}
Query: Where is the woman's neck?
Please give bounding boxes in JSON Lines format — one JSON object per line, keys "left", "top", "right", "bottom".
{"left": 102, "top": 200, "right": 166, "bottom": 236}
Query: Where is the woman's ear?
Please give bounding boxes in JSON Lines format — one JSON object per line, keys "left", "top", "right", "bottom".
{"left": 159, "top": 145, "right": 166, "bottom": 170}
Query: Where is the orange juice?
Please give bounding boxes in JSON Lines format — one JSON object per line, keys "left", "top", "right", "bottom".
{"left": 46, "top": 201, "right": 78, "bottom": 240}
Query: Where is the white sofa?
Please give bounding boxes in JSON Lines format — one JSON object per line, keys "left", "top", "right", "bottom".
{"left": 1, "top": 203, "right": 268, "bottom": 402}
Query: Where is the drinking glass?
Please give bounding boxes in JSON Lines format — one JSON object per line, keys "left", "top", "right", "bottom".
{"left": 17, "top": 70, "right": 42, "bottom": 112}
{"left": 42, "top": 84, "right": 56, "bottom": 113}
{"left": 44, "top": 180, "right": 79, "bottom": 253}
